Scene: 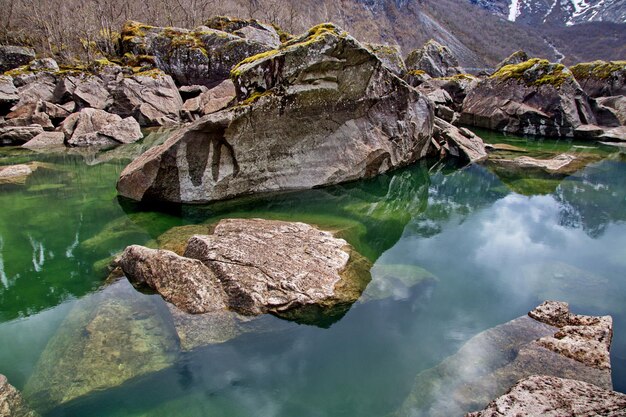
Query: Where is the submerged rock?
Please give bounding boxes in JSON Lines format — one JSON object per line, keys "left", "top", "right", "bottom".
{"left": 120, "top": 20, "right": 274, "bottom": 87}
{"left": 120, "top": 218, "right": 371, "bottom": 324}
{"left": 23, "top": 280, "right": 177, "bottom": 411}
{"left": 466, "top": 375, "right": 626, "bottom": 417}
{"left": 405, "top": 40, "right": 462, "bottom": 78}
{"left": 0, "top": 164, "right": 33, "bottom": 185}
{"left": 0, "top": 374, "right": 38, "bottom": 417}
{"left": 117, "top": 23, "right": 433, "bottom": 203}
{"left": 570, "top": 60, "right": 626, "bottom": 98}
{"left": 460, "top": 59, "right": 595, "bottom": 137}
{"left": 396, "top": 301, "right": 614, "bottom": 417}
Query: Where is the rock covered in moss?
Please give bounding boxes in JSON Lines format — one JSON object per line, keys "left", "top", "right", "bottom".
{"left": 405, "top": 39, "right": 462, "bottom": 78}
{"left": 0, "top": 374, "right": 38, "bottom": 417}
{"left": 365, "top": 43, "right": 407, "bottom": 77}
{"left": 120, "top": 218, "right": 371, "bottom": 324}
{"left": 205, "top": 16, "right": 281, "bottom": 48}
{"left": 570, "top": 60, "right": 626, "bottom": 98}
{"left": 62, "top": 108, "right": 143, "bottom": 147}
{"left": 117, "top": 23, "right": 434, "bottom": 203}
{"left": 466, "top": 375, "right": 626, "bottom": 417}
{"left": 396, "top": 301, "right": 614, "bottom": 417}
{"left": 120, "top": 20, "right": 275, "bottom": 87}
{"left": 460, "top": 58, "right": 596, "bottom": 137}
{"left": 0, "top": 45, "right": 35, "bottom": 72}
{"left": 494, "top": 50, "right": 530, "bottom": 72}
{"left": 405, "top": 69, "right": 432, "bottom": 87}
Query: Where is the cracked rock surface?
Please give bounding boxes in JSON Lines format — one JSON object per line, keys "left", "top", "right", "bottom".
{"left": 119, "top": 218, "right": 371, "bottom": 323}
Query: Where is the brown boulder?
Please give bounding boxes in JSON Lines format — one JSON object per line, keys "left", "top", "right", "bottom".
{"left": 0, "top": 374, "right": 38, "bottom": 417}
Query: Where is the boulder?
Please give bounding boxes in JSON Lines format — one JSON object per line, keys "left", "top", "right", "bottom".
{"left": 418, "top": 74, "right": 479, "bottom": 111}
{"left": 396, "top": 301, "right": 614, "bottom": 417}
{"left": 405, "top": 39, "right": 462, "bottom": 78}
{"left": 0, "top": 75, "right": 19, "bottom": 113}
{"left": 205, "top": 16, "right": 282, "bottom": 48}
{"left": 22, "top": 131, "right": 65, "bottom": 149}
{"left": 179, "top": 84, "right": 207, "bottom": 100}
{"left": 466, "top": 375, "right": 626, "bottom": 417}
{"left": 181, "top": 79, "right": 235, "bottom": 120}
{"left": 120, "top": 20, "right": 274, "bottom": 87}
{"left": 0, "top": 164, "right": 33, "bottom": 185}
{"left": 570, "top": 60, "right": 626, "bottom": 98}
{"left": 0, "top": 125, "right": 44, "bottom": 145}
{"left": 489, "top": 153, "right": 600, "bottom": 176}
{"left": 595, "top": 95, "right": 626, "bottom": 126}
{"left": 62, "top": 108, "right": 143, "bottom": 147}
{"left": 460, "top": 59, "right": 595, "bottom": 137}
{"left": 28, "top": 58, "right": 59, "bottom": 72}
{"left": 405, "top": 70, "right": 432, "bottom": 88}
{"left": 598, "top": 126, "right": 626, "bottom": 141}
{"left": 494, "top": 50, "right": 530, "bottom": 72}
{"left": 53, "top": 74, "right": 112, "bottom": 110}
{"left": 117, "top": 23, "right": 434, "bottom": 203}
{"left": 4, "top": 101, "right": 53, "bottom": 130}
{"left": 109, "top": 70, "right": 183, "bottom": 126}
{"left": 0, "top": 374, "right": 38, "bottom": 417}
{"left": 431, "top": 117, "right": 488, "bottom": 163}
{"left": 120, "top": 218, "right": 371, "bottom": 323}
{"left": 365, "top": 43, "right": 407, "bottom": 77}
{"left": 0, "top": 45, "right": 35, "bottom": 72}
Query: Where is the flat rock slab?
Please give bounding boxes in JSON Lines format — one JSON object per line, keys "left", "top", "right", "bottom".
{"left": 466, "top": 375, "right": 626, "bottom": 417}
{"left": 396, "top": 301, "right": 614, "bottom": 417}
{"left": 120, "top": 219, "right": 371, "bottom": 324}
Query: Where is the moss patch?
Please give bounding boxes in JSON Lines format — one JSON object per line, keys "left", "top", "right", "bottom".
{"left": 491, "top": 58, "right": 573, "bottom": 88}
{"left": 570, "top": 60, "right": 626, "bottom": 80}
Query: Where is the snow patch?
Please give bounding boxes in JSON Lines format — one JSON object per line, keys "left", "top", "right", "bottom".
{"left": 508, "top": 0, "right": 521, "bottom": 21}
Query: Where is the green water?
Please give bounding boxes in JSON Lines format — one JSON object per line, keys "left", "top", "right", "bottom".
{"left": 0, "top": 132, "right": 625, "bottom": 416}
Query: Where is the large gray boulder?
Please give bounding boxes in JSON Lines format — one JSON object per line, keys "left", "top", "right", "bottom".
{"left": 0, "top": 45, "right": 35, "bottom": 72}
{"left": 117, "top": 23, "right": 434, "bottom": 203}
{"left": 460, "top": 59, "right": 596, "bottom": 137}
{"left": 396, "top": 301, "right": 614, "bottom": 417}
{"left": 62, "top": 108, "right": 143, "bottom": 147}
{"left": 365, "top": 43, "right": 407, "bottom": 77}
{"left": 204, "top": 16, "right": 282, "bottom": 48}
{"left": 0, "top": 374, "right": 38, "bottom": 417}
{"left": 466, "top": 375, "right": 626, "bottom": 417}
{"left": 0, "top": 75, "right": 19, "bottom": 113}
{"left": 120, "top": 20, "right": 275, "bottom": 87}
{"left": 432, "top": 118, "right": 488, "bottom": 163}
{"left": 119, "top": 218, "right": 371, "bottom": 323}
{"left": 570, "top": 60, "right": 626, "bottom": 98}
{"left": 53, "top": 74, "right": 112, "bottom": 110}
{"left": 108, "top": 70, "right": 183, "bottom": 126}
{"left": 405, "top": 39, "right": 462, "bottom": 78}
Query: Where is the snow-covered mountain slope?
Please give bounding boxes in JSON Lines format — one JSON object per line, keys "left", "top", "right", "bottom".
{"left": 470, "top": 0, "right": 626, "bottom": 26}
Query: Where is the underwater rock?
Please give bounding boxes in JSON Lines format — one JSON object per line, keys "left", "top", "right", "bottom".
{"left": 0, "top": 45, "right": 35, "bottom": 72}
{"left": 432, "top": 118, "right": 488, "bottom": 163}
{"left": 405, "top": 39, "right": 462, "bottom": 78}
{"left": 117, "top": 23, "right": 433, "bottom": 203}
{"left": 361, "top": 263, "right": 437, "bottom": 302}
{"left": 460, "top": 59, "right": 596, "bottom": 137}
{"left": 167, "top": 305, "right": 243, "bottom": 351}
{"left": 0, "top": 164, "right": 33, "bottom": 185}
{"left": 120, "top": 20, "right": 273, "bottom": 87}
{"left": 466, "top": 375, "right": 626, "bottom": 417}
{"left": 108, "top": 70, "right": 183, "bottom": 126}
{"left": 120, "top": 219, "right": 371, "bottom": 323}
{"left": 62, "top": 108, "right": 143, "bottom": 147}
{"left": 570, "top": 60, "right": 626, "bottom": 98}
{"left": 0, "top": 374, "right": 38, "bottom": 417}
{"left": 396, "top": 301, "right": 614, "bottom": 417}
{"left": 23, "top": 280, "right": 178, "bottom": 411}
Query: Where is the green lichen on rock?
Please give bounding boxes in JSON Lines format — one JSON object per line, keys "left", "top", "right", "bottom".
{"left": 570, "top": 60, "right": 626, "bottom": 80}
{"left": 230, "top": 49, "right": 280, "bottom": 77}
{"left": 491, "top": 58, "right": 573, "bottom": 88}
{"left": 121, "top": 20, "right": 155, "bottom": 42}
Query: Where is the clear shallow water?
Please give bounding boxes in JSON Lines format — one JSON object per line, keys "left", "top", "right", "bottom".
{"left": 0, "top": 133, "right": 625, "bottom": 417}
